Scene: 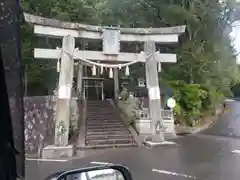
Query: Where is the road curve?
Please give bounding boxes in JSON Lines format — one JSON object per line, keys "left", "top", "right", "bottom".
{"left": 202, "top": 100, "right": 240, "bottom": 138}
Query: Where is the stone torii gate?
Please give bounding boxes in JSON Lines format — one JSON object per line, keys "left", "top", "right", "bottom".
{"left": 24, "top": 13, "right": 185, "bottom": 156}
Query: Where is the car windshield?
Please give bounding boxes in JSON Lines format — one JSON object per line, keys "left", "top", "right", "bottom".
{"left": 2, "top": 1, "right": 240, "bottom": 180}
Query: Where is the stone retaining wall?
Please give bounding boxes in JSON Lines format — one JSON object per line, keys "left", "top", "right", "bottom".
{"left": 24, "top": 96, "right": 56, "bottom": 154}
{"left": 24, "top": 96, "right": 79, "bottom": 154}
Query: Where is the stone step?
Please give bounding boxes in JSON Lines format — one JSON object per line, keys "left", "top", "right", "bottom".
{"left": 87, "top": 100, "right": 109, "bottom": 102}
{"left": 80, "top": 143, "right": 137, "bottom": 150}
{"left": 87, "top": 112, "right": 114, "bottom": 114}
{"left": 87, "top": 113, "right": 118, "bottom": 115}
{"left": 86, "top": 121, "right": 124, "bottom": 126}
{"left": 87, "top": 125, "right": 126, "bottom": 130}
{"left": 87, "top": 103, "right": 111, "bottom": 105}
{"left": 87, "top": 105, "right": 113, "bottom": 111}
{"left": 86, "top": 130, "right": 130, "bottom": 135}
{"left": 86, "top": 138, "right": 135, "bottom": 146}
{"left": 86, "top": 117, "right": 120, "bottom": 122}
{"left": 87, "top": 103, "right": 110, "bottom": 105}
{"left": 87, "top": 123, "right": 124, "bottom": 127}
{"left": 87, "top": 111, "right": 112, "bottom": 113}
{"left": 86, "top": 134, "right": 133, "bottom": 141}
{"left": 87, "top": 114, "right": 119, "bottom": 117}
{"left": 87, "top": 105, "right": 110, "bottom": 106}
{"left": 87, "top": 121, "right": 123, "bottom": 126}
{"left": 86, "top": 119, "right": 121, "bottom": 122}
{"left": 87, "top": 102, "right": 110, "bottom": 104}
{"left": 87, "top": 129, "right": 128, "bottom": 133}
{"left": 86, "top": 114, "right": 120, "bottom": 120}
{"left": 87, "top": 115, "right": 119, "bottom": 117}
{"left": 87, "top": 112, "right": 118, "bottom": 115}
{"left": 88, "top": 106, "right": 111, "bottom": 107}
{"left": 87, "top": 116, "right": 118, "bottom": 118}
{"left": 87, "top": 112, "right": 113, "bottom": 114}
{"left": 86, "top": 122, "right": 123, "bottom": 127}
{"left": 87, "top": 122, "right": 126, "bottom": 127}
{"left": 83, "top": 100, "right": 136, "bottom": 149}
{"left": 87, "top": 108, "right": 113, "bottom": 110}
{"left": 86, "top": 127, "right": 129, "bottom": 133}
{"left": 87, "top": 119, "right": 121, "bottom": 121}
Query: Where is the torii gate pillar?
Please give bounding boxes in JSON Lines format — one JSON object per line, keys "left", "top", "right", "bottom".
{"left": 42, "top": 36, "right": 75, "bottom": 158}
{"left": 144, "top": 41, "right": 165, "bottom": 143}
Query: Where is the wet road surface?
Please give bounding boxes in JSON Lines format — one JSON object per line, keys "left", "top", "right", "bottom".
{"left": 202, "top": 101, "right": 240, "bottom": 138}
{"left": 26, "top": 100, "right": 240, "bottom": 180}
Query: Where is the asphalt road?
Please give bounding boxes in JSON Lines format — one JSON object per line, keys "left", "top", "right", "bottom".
{"left": 202, "top": 101, "right": 240, "bottom": 138}
{"left": 26, "top": 100, "right": 240, "bottom": 180}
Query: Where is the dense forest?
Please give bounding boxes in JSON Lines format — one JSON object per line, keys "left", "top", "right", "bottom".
{"left": 21, "top": 0, "right": 240, "bottom": 125}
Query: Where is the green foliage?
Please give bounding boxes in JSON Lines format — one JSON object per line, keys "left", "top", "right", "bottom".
{"left": 200, "top": 85, "right": 224, "bottom": 111}
{"left": 169, "top": 81, "right": 205, "bottom": 125}
{"left": 169, "top": 81, "right": 224, "bottom": 126}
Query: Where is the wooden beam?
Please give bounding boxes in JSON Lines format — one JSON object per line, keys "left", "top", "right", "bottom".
{"left": 34, "top": 25, "right": 179, "bottom": 43}
{"left": 34, "top": 48, "right": 177, "bottom": 63}
{"left": 24, "top": 13, "right": 186, "bottom": 35}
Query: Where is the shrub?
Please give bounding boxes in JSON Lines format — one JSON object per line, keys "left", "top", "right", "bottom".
{"left": 200, "top": 85, "right": 224, "bottom": 112}
{"left": 169, "top": 81, "right": 207, "bottom": 126}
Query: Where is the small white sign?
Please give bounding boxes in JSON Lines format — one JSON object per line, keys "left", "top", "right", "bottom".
{"left": 167, "top": 97, "right": 176, "bottom": 108}
{"left": 58, "top": 85, "right": 71, "bottom": 99}
{"left": 148, "top": 86, "right": 160, "bottom": 100}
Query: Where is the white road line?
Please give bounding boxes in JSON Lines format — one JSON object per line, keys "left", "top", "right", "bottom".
{"left": 232, "top": 150, "right": 240, "bottom": 154}
{"left": 90, "top": 161, "right": 113, "bottom": 165}
{"left": 26, "top": 158, "right": 68, "bottom": 162}
{"left": 152, "top": 169, "right": 196, "bottom": 179}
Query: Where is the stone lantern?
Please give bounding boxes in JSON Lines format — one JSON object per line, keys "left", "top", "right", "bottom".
{"left": 137, "top": 77, "right": 145, "bottom": 87}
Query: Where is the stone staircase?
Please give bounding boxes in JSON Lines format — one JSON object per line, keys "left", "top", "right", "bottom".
{"left": 85, "top": 100, "right": 137, "bottom": 149}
